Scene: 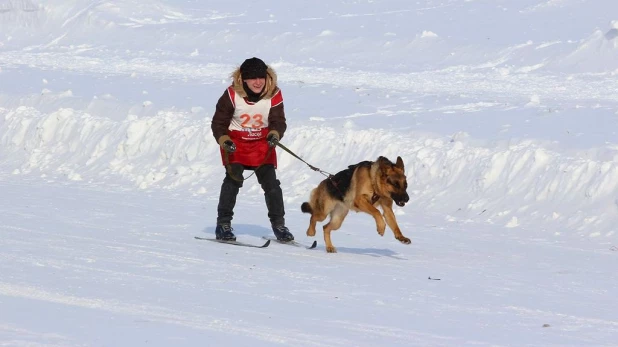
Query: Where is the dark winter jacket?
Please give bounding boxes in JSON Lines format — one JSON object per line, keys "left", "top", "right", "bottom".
{"left": 211, "top": 66, "right": 286, "bottom": 143}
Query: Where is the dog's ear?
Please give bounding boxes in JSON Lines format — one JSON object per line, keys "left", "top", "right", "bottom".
{"left": 395, "top": 156, "right": 405, "bottom": 171}
{"left": 377, "top": 156, "right": 391, "bottom": 173}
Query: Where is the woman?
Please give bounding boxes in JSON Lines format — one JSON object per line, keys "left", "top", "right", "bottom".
{"left": 210, "top": 57, "right": 294, "bottom": 242}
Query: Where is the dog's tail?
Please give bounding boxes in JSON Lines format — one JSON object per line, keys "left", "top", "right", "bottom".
{"left": 301, "top": 202, "right": 312, "bottom": 214}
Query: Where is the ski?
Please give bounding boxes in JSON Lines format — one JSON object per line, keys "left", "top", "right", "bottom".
{"left": 195, "top": 236, "right": 271, "bottom": 248}
{"left": 262, "top": 236, "right": 317, "bottom": 249}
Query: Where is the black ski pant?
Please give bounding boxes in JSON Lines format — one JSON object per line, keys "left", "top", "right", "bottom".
{"left": 216, "top": 163, "right": 285, "bottom": 227}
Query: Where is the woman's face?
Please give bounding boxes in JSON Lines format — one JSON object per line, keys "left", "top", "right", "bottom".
{"left": 244, "top": 77, "right": 266, "bottom": 94}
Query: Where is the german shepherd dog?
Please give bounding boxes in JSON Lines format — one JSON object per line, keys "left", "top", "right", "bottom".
{"left": 301, "top": 156, "right": 410, "bottom": 253}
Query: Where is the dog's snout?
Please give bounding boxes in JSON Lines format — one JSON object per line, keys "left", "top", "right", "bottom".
{"left": 391, "top": 191, "right": 409, "bottom": 207}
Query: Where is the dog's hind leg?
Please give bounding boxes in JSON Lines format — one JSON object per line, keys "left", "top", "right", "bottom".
{"left": 305, "top": 187, "right": 333, "bottom": 237}
{"left": 306, "top": 213, "right": 321, "bottom": 237}
{"left": 304, "top": 200, "right": 330, "bottom": 237}
{"left": 302, "top": 202, "right": 318, "bottom": 237}
{"left": 323, "top": 204, "right": 348, "bottom": 253}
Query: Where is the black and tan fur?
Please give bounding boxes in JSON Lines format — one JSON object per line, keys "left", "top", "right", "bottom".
{"left": 301, "top": 156, "right": 410, "bottom": 253}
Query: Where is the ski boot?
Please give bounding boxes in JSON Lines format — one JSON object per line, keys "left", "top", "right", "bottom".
{"left": 215, "top": 224, "right": 236, "bottom": 241}
{"left": 272, "top": 225, "right": 294, "bottom": 242}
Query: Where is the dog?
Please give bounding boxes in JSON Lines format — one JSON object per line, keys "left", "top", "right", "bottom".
{"left": 301, "top": 156, "right": 410, "bottom": 253}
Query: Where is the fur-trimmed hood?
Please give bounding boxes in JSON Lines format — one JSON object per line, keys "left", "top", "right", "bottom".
{"left": 231, "top": 65, "right": 279, "bottom": 99}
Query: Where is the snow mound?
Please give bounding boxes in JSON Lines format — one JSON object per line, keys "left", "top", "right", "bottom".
{"left": 552, "top": 24, "right": 618, "bottom": 73}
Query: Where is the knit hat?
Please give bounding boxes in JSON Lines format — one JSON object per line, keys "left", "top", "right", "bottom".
{"left": 240, "top": 57, "right": 268, "bottom": 79}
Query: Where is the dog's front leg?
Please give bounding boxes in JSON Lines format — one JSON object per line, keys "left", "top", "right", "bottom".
{"left": 355, "top": 195, "right": 386, "bottom": 236}
{"left": 382, "top": 202, "right": 411, "bottom": 244}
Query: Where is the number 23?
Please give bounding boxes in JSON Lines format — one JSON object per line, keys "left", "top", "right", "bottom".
{"left": 240, "top": 114, "right": 264, "bottom": 128}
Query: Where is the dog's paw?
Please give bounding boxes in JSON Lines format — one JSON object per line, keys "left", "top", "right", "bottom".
{"left": 326, "top": 246, "right": 338, "bottom": 253}
{"left": 397, "top": 236, "right": 411, "bottom": 244}
{"left": 306, "top": 228, "right": 316, "bottom": 237}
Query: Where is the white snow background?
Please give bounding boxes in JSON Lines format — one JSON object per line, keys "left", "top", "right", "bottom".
{"left": 1, "top": 0, "right": 618, "bottom": 346}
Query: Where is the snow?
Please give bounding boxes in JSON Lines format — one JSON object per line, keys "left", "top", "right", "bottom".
{"left": 1, "top": 0, "right": 617, "bottom": 346}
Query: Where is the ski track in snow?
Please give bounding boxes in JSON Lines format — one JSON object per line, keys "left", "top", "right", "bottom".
{"left": 0, "top": 283, "right": 345, "bottom": 346}
{"left": 0, "top": 223, "right": 443, "bottom": 346}
{"left": 1, "top": 51, "right": 617, "bottom": 106}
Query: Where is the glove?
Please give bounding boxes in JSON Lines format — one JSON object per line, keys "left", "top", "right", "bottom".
{"left": 267, "top": 131, "right": 279, "bottom": 148}
{"left": 222, "top": 140, "right": 236, "bottom": 153}
{"left": 218, "top": 135, "right": 236, "bottom": 153}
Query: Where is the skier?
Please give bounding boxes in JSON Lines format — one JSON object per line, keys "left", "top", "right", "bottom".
{"left": 210, "top": 57, "right": 294, "bottom": 242}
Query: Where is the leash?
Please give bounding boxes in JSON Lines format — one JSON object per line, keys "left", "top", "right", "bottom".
{"left": 275, "top": 142, "right": 333, "bottom": 178}
{"left": 276, "top": 141, "right": 380, "bottom": 204}
{"left": 223, "top": 140, "right": 334, "bottom": 186}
